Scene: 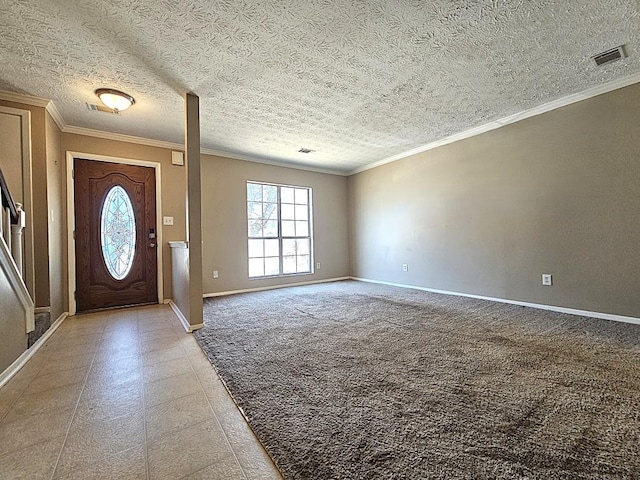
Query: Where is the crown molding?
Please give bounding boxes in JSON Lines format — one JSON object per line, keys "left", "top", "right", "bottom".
{"left": 0, "top": 90, "right": 50, "bottom": 108}
{"left": 63, "top": 126, "right": 347, "bottom": 176}
{"left": 349, "top": 71, "right": 640, "bottom": 175}
{"left": 45, "top": 101, "right": 66, "bottom": 131}
{"left": 62, "top": 125, "right": 184, "bottom": 150}
{"left": 199, "top": 147, "right": 347, "bottom": 176}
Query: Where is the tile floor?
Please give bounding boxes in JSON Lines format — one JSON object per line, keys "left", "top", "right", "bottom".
{"left": 0, "top": 304, "right": 283, "bottom": 479}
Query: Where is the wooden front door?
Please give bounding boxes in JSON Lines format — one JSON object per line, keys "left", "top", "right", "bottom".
{"left": 74, "top": 159, "right": 158, "bottom": 312}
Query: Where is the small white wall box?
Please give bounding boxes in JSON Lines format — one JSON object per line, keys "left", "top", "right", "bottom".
{"left": 171, "top": 151, "right": 184, "bottom": 166}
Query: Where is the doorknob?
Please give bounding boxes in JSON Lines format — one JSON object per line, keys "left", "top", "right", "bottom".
{"left": 150, "top": 243, "right": 156, "bottom": 248}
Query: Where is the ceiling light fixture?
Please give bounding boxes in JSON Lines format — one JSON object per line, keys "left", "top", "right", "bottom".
{"left": 95, "top": 88, "right": 135, "bottom": 112}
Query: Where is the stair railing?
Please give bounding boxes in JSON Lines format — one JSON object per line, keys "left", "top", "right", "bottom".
{"left": 0, "top": 166, "right": 25, "bottom": 277}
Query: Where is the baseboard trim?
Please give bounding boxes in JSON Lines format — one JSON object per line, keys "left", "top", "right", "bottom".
{"left": 203, "top": 276, "right": 351, "bottom": 298}
{"left": 34, "top": 306, "right": 50, "bottom": 314}
{"left": 0, "top": 312, "right": 68, "bottom": 389}
{"left": 350, "top": 277, "right": 640, "bottom": 326}
{"left": 167, "top": 300, "right": 203, "bottom": 333}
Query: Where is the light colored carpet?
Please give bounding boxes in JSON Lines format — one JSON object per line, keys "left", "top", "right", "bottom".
{"left": 194, "top": 280, "right": 640, "bottom": 479}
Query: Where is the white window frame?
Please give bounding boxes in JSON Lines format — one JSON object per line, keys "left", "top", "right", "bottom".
{"left": 246, "top": 181, "right": 314, "bottom": 279}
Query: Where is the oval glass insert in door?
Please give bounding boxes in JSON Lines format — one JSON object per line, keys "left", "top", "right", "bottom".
{"left": 100, "top": 185, "right": 136, "bottom": 280}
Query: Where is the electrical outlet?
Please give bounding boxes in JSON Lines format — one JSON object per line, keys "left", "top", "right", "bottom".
{"left": 402, "top": 263, "right": 408, "bottom": 272}
{"left": 316, "top": 262, "right": 321, "bottom": 270}
{"left": 213, "top": 270, "right": 219, "bottom": 279}
{"left": 542, "top": 274, "right": 552, "bottom": 286}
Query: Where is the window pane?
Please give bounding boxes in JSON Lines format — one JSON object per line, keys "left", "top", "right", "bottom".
{"left": 295, "top": 204, "right": 308, "bottom": 220}
{"left": 247, "top": 183, "right": 263, "bottom": 202}
{"left": 264, "top": 220, "right": 278, "bottom": 237}
{"left": 264, "top": 257, "right": 280, "bottom": 276}
{"left": 295, "top": 221, "right": 308, "bottom": 237}
{"left": 247, "top": 202, "right": 262, "bottom": 219}
{"left": 249, "top": 258, "right": 264, "bottom": 277}
{"left": 283, "top": 256, "right": 296, "bottom": 274}
{"left": 263, "top": 185, "right": 278, "bottom": 203}
{"left": 264, "top": 239, "right": 279, "bottom": 257}
{"left": 297, "top": 255, "right": 310, "bottom": 273}
{"left": 248, "top": 239, "right": 264, "bottom": 258}
{"left": 263, "top": 202, "right": 278, "bottom": 221}
{"left": 282, "top": 220, "right": 295, "bottom": 237}
{"left": 296, "top": 238, "right": 310, "bottom": 255}
{"left": 101, "top": 185, "right": 136, "bottom": 281}
{"left": 295, "top": 188, "right": 308, "bottom": 204}
{"left": 281, "top": 187, "right": 294, "bottom": 203}
{"left": 248, "top": 219, "right": 263, "bottom": 238}
{"left": 281, "top": 203, "right": 295, "bottom": 220}
{"left": 282, "top": 239, "right": 296, "bottom": 256}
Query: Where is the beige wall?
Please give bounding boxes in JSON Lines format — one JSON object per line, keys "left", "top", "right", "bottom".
{"left": 348, "top": 83, "right": 640, "bottom": 318}
{"left": 61, "top": 134, "right": 187, "bottom": 301}
{"left": 0, "top": 111, "right": 23, "bottom": 200}
{"left": 45, "top": 112, "right": 65, "bottom": 321}
{"left": 201, "top": 155, "right": 350, "bottom": 294}
{"left": 0, "top": 100, "right": 49, "bottom": 308}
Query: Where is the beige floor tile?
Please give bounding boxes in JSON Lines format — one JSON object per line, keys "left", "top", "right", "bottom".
{"left": 146, "top": 390, "right": 215, "bottom": 442}
{"left": 88, "top": 351, "right": 141, "bottom": 374}
{"left": 58, "top": 329, "right": 102, "bottom": 348}
{"left": 181, "top": 459, "right": 247, "bottom": 480}
{"left": 143, "top": 356, "right": 193, "bottom": 384}
{"left": 0, "top": 435, "right": 65, "bottom": 480}
{"left": 217, "top": 412, "right": 283, "bottom": 480}
{"left": 54, "top": 411, "right": 145, "bottom": 477}
{"left": 2, "top": 382, "right": 83, "bottom": 423}
{"left": 75, "top": 380, "right": 143, "bottom": 425}
{"left": 0, "top": 373, "right": 34, "bottom": 405}
{"left": 46, "top": 342, "right": 99, "bottom": 360}
{"left": 55, "top": 445, "right": 147, "bottom": 480}
{"left": 23, "top": 366, "right": 89, "bottom": 395}
{"left": 147, "top": 418, "right": 242, "bottom": 480}
{"left": 0, "top": 408, "right": 74, "bottom": 455}
{"left": 138, "top": 320, "right": 173, "bottom": 333}
{"left": 145, "top": 371, "right": 201, "bottom": 407}
{"left": 142, "top": 345, "right": 186, "bottom": 366}
{"left": 37, "top": 352, "right": 95, "bottom": 377}
{"left": 10, "top": 354, "right": 47, "bottom": 379}
{"left": 140, "top": 326, "right": 182, "bottom": 343}
{"left": 141, "top": 335, "right": 182, "bottom": 354}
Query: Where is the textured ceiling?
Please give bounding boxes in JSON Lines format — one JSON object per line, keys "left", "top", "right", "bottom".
{"left": 0, "top": 0, "right": 639, "bottom": 173}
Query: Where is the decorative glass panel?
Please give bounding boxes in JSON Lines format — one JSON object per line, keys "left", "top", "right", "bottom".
{"left": 100, "top": 185, "right": 136, "bottom": 280}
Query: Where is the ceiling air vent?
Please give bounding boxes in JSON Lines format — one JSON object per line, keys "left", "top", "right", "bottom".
{"left": 85, "top": 102, "right": 119, "bottom": 114}
{"left": 298, "top": 148, "right": 314, "bottom": 154}
{"left": 592, "top": 46, "right": 627, "bottom": 66}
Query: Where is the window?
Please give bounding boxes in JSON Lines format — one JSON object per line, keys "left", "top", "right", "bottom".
{"left": 100, "top": 185, "right": 136, "bottom": 280}
{"left": 247, "top": 181, "right": 312, "bottom": 278}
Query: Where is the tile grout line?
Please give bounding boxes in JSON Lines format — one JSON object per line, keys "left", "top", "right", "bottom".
{"left": 48, "top": 317, "right": 108, "bottom": 480}
{"left": 177, "top": 329, "right": 250, "bottom": 480}
{"left": 136, "top": 311, "right": 151, "bottom": 480}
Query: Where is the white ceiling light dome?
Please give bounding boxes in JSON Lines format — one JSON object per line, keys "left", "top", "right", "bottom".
{"left": 95, "top": 88, "right": 135, "bottom": 112}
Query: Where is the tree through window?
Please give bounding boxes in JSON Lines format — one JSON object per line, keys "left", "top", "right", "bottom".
{"left": 247, "top": 182, "right": 312, "bottom": 278}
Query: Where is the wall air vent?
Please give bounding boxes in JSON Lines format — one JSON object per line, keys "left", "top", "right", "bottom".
{"left": 298, "top": 148, "right": 314, "bottom": 154}
{"left": 85, "top": 102, "right": 119, "bottom": 114}
{"left": 592, "top": 46, "right": 627, "bottom": 66}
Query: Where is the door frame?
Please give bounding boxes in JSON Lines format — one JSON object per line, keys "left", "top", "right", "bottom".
{"left": 66, "top": 151, "right": 164, "bottom": 315}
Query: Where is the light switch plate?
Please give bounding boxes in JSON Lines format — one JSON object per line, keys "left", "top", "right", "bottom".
{"left": 163, "top": 216, "right": 174, "bottom": 226}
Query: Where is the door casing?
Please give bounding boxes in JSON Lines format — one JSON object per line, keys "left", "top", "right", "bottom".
{"left": 66, "top": 151, "right": 164, "bottom": 315}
